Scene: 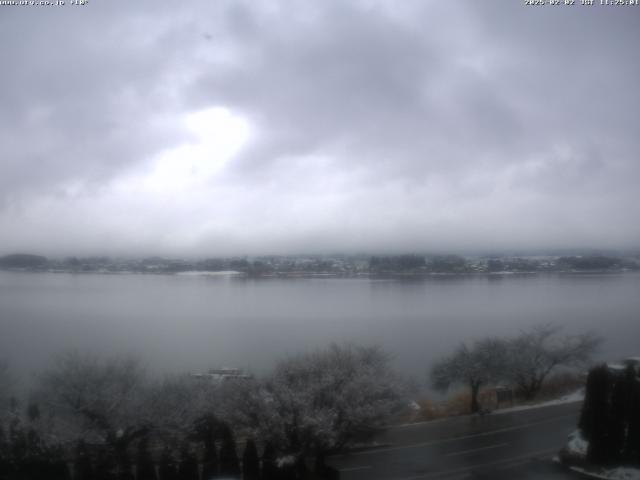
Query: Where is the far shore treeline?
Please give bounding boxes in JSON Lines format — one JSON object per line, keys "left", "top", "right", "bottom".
{"left": 0, "top": 252, "right": 638, "bottom": 277}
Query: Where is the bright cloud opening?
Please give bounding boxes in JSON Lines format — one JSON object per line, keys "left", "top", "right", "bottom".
{"left": 140, "top": 107, "right": 251, "bottom": 193}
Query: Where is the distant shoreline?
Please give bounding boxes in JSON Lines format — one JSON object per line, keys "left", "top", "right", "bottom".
{"left": 1, "top": 252, "right": 637, "bottom": 278}
{"left": 1, "top": 267, "right": 637, "bottom": 279}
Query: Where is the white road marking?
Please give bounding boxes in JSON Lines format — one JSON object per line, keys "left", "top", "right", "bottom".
{"left": 495, "top": 459, "right": 530, "bottom": 470}
{"left": 443, "top": 475, "right": 471, "bottom": 480}
{"left": 445, "top": 442, "right": 508, "bottom": 457}
{"left": 344, "top": 413, "right": 575, "bottom": 457}
{"left": 394, "top": 448, "right": 558, "bottom": 480}
{"left": 340, "top": 465, "right": 372, "bottom": 472}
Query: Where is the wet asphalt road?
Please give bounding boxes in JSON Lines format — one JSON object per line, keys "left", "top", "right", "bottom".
{"left": 328, "top": 402, "right": 588, "bottom": 480}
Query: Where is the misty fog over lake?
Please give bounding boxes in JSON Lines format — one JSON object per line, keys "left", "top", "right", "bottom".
{"left": 2, "top": 271, "right": 638, "bottom": 383}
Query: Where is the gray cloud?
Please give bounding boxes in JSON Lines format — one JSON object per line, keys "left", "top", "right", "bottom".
{"left": 0, "top": 0, "right": 638, "bottom": 255}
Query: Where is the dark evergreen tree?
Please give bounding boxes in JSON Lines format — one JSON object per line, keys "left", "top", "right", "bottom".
{"left": 261, "top": 442, "right": 278, "bottom": 480}
{"left": 6, "top": 415, "right": 28, "bottom": 479}
{"left": 195, "top": 415, "right": 218, "bottom": 480}
{"left": 623, "top": 364, "right": 640, "bottom": 463}
{"left": 192, "top": 415, "right": 219, "bottom": 446}
{"left": 107, "top": 431, "right": 135, "bottom": 480}
{"left": 314, "top": 452, "right": 339, "bottom": 480}
{"left": 627, "top": 365, "right": 640, "bottom": 463}
{"left": 26, "top": 403, "right": 40, "bottom": 423}
{"left": 629, "top": 367, "right": 640, "bottom": 464}
{"left": 314, "top": 451, "right": 328, "bottom": 476}
{"left": 115, "top": 454, "right": 134, "bottom": 480}
{"left": 242, "top": 439, "right": 260, "bottom": 480}
{"left": 8, "top": 417, "right": 27, "bottom": 466}
{"left": 47, "top": 446, "right": 71, "bottom": 480}
{"left": 0, "top": 423, "right": 9, "bottom": 480}
{"left": 619, "top": 365, "right": 636, "bottom": 462}
{"left": 135, "top": 437, "right": 157, "bottom": 480}
{"left": 581, "top": 365, "right": 613, "bottom": 465}
{"left": 278, "top": 462, "right": 296, "bottom": 480}
{"left": 266, "top": 456, "right": 299, "bottom": 480}
{"left": 627, "top": 366, "right": 640, "bottom": 465}
{"left": 0, "top": 422, "right": 5, "bottom": 451}
{"left": 579, "top": 365, "right": 610, "bottom": 464}
{"left": 177, "top": 443, "right": 198, "bottom": 480}
{"left": 24, "top": 403, "right": 50, "bottom": 480}
{"left": 201, "top": 441, "right": 218, "bottom": 480}
{"left": 158, "top": 448, "right": 178, "bottom": 480}
{"left": 94, "top": 446, "right": 118, "bottom": 480}
{"left": 74, "top": 440, "right": 94, "bottom": 480}
{"left": 219, "top": 425, "right": 240, "bottom": 477}
{"left": 609, "top": 369, "right": 630, "bottom": 463}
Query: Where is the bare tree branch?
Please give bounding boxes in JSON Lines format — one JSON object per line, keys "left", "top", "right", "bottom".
{"left": 430, "top": 337, "right": 507, "bottom": 413}
{"left": 504, "top": 324, "right": 602, "bottom": 400}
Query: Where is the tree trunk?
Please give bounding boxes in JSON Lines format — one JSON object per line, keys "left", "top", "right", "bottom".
{"left": 470, "top": 383, "right": 481, "bottom": 414}
{"left": 523, "top": 376, "right": 544, "bottom": 401}
{"left": 520, "top": 385, "right": 536, "bottom": 401}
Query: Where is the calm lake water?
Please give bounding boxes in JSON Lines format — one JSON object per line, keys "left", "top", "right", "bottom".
{"left": 1, "top": 271, "right": 639, "bottom": 382}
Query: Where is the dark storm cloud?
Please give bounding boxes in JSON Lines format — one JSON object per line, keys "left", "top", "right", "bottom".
{"left": 0, "top": 0, "right": 638, "bottom": 254}
{"left": 196, "top": 1, "right": 639, "bottom": 181}
{"left": 192, "top": 1, "right": 525, "bottom": 182}
{"left": 0, "top": 3, "right": 191, "bottom": 202}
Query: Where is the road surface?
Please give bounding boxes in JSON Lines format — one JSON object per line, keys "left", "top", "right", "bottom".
{"left": 329, "top": 402, "right": 587, "bottom": 479}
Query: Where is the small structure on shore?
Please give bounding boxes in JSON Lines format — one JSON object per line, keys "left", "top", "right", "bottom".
{"left": 494, "top": 385, "right": 515, "bottom": 409}
{"left": 190, "top": 367, "right": 253, "bottom": 383}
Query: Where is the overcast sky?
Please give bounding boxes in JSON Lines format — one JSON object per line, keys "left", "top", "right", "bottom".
{"left": 1, "top": 0, "right": 638, "bottom": 257}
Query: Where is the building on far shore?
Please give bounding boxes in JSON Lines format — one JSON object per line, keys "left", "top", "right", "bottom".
{"left": 190, "top": 367, "right": 253, "bottom": 383}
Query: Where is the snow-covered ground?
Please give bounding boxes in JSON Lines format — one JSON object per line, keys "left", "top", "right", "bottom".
{"left": 400, "top": 389, "right": 585, "bottom": 427}
{"left": 566, "top": 429, "right": 588, "bottom": 456}
{"left": 561, "top": 429, "right": 640, "bottom": 480}
{"left": 492, "top": 388, "right": 584, "bottom": 415}
{"left": 570, "top": 466, "right": 640, "bottom": 480}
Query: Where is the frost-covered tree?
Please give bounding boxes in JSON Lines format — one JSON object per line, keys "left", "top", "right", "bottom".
{"left": 35, "top": 352, "right": 148, "bottom": 447}
{"left": 430, "top": 337, "right": 507, "bottom": 413}
{"left": 505, "top": 325, "right": 601, "bottom": 400}
{"left": 227, "top": 344, "right": 406, "bottom": 460}
{"left": 33, "top": 352, "right": 228, "bottom": 478}
{"left": 140, "top": 374, "right": 217, "bottom": 442}
{"left": 1, "top": 403, "right": 71, "bottom": 480}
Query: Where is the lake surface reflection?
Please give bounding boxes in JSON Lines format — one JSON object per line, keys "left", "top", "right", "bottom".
{"left": 1, "top": 271, "right": 638, "bottom": 381}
